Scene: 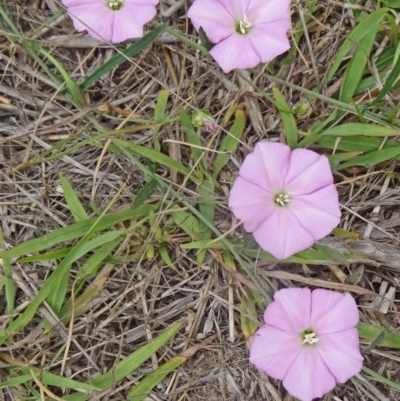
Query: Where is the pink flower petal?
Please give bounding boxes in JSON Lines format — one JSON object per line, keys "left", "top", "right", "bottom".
{"left": 289, "top": 185, "right": 341, "bottom": 240}
{"left": 62, "top": 0, "right": 158, "bottom": 43}
{"left": 67, "top": 4, "right": 113, "bottom": 41}
{"left": 238, "top": 142, "right": 290, "bottom": 192}
{"left": 310, "top": 289, "right": 347, "bottom": 324}
{"left": 264, "top": 288, "right": 311, "bottom": 333}
{"left": 228, "top": 177, "right": 276, "bottom": 232}
{"left": 249, "top": 325, "right": 302, "bottom": 380}
{"left": 285, "top": 149, "right": 334, "bottom": 195}
{"left": 252, "top": 207, "right": 315, "bottom": 259}
{"left": 209, "top": 34, "right": 261, "bottom": 73}
{"left": 115, "top": 3, "right": 157, "bottom": 40}
{"left": 188, "top": 0, "right": 234, "bottom": 43}
{"left": 248, "top": 25, "right": 290, "bottom": 63}
{"left": 317, "top": 329, "right": 363, "bottom": 383}
{"left": 247, "top": 0, "right": 291, "bottom": 25}
{"left": 283, "top": 347, "right": 336, "bottom": 401}
{"left": 312, "top": 292, "right": 360, "bottom": 334}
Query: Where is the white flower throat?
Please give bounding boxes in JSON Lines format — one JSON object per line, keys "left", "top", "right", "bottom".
{"left": 274, "top": 193, "right": 291, "bottom": 207}
{"left": 108, "top": 0, "right": 123, "bottom": 10}
{"left": 302, "top": 332, "right": 319, "bottom": 345}
{"left": 238, "top": 15, "right": 252, "bottom": 34}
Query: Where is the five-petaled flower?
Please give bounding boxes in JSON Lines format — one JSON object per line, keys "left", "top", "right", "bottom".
{"left": 61, "top": 0, "right": 159, "bottom": 43}
{"left": 228, "top": 142, "right": 341, "bottom": 259}
{"left": 188, "top": 0, "right": 291, "bottom": 73}
{"left": 250, "top": 288, "right": 363, "bottom": 401}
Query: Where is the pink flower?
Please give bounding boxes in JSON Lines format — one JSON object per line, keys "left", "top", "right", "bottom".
{"left": 61, "top": 0, "right": 159, "bottom": 43}
{"left": 250, "top": 288, "right": 363, "bottom": 401}
{"left": 187, "top": 0, "right": 291, "bottom": 73}
{"left": 228, "top": 142, "right": 341, "bottom": 259}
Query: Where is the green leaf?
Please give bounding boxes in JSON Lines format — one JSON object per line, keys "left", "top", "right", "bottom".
{"left": 358, "top": 322, "right": 400, "bottom": 348}
{"left": 240, "top": 290, "right": 258, "bottom": 340}
{"left": 371, "top": 42, "right": 400, "bottom": 105}
{"left": 3, "top": 205, "right": 154, "bottom": 258}
{"left": 47, "top": 230, "right": 124, "bottom": 314}
{"left": 112, "top": 139, "right": 201, "bottom": 183}
{"left": 180, "top": 108, "right": 205, "bottom": 168}
{"left": 272, "top": 87, "right": 298, "bottom": 148}
{"left": 326, "top": 8, "right": 389, "bottom": 82}
{"left": 213, "top": 108, "right": 246, "bottom": 178}
{"left": 81, "top": 24, "right": 167, "bottom": 90}
{"left": 60, "top": 173, "right": 88, "bottom": 222}
{"left": 336, "top": 146, "right": 400, "bottom": 170}
{"left": 313, "top": 244, "right": 349, "bottom": 265}
{"left": 197, "top": 178, "right": 215, "bottom": 265}
{"left": 318, "top": 135, "right": 400, "bottom": 157}
{"left": 128, "top": 357, "right": 186, "bottom": 401}
{"left": 323, "top": 123, "right": 400, "bottom": 137}
{"left": 131, "top": 178, "right": 158, "bottom": 209}
{"left": 0, "top": 227, "right": 14, "bottom": 324}
{"left": 362, "top": 366, "right": 400, "bottom": 391}
{"left": 92, "top": 321, "right": 184, "bottom": 389}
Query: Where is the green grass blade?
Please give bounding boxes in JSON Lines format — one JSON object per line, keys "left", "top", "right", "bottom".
{"left": 272, "top": 87, "right": 298, "bottom": 148}
{"left": 371, "top": 43, "right": 400, "bottom": 105}
{"left": 92, "top": 321, "right": 184, "bottom": 389}
{"left": 336, "top": 146, "right": 400, "bottom": 170}
{"left": 213, "top": 108, "right": 246, "bottom": 178}
{"left": 131, "top": 178, "right": 158, "bottom": 209}
{"left": 358, "top": 322, "right": 400, "bottom": 348}
{"left": 59, "top": 174, "right": 88, "bottom": 222}
{"left": 323, "top": 123, "right": 400, "bottom": 137}
{"left": 180, "top": 108, "right": 204, "bottom": 167}
{"left": 318, "top": 135, "right": 400, "bottom": 155}
{"left": 362, "top": 367, "right": 400, "bottom": 391}
{"left": 326, "top": 8, "right": 389, "bottom": 82}
{"left": 47, "top": 230, "right": 124, "bottom": 314}
{"left": 112, "top": 139, "right": 201, "bottom": 182}
{"left": 0, "top": 227, "right": 14, "bottom": 324}
{"left": 81, "top": 24, "right": 167, "bottom": 90}
{"left": 2, "top": 205, "right": 154, "bottom": 258}
{"left": 128, "top": 357, "right": 186, "bottom": 401}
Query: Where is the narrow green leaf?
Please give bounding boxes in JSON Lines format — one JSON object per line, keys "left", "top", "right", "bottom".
{"left": 326, "top": 8, "right": 389, "bottom": 82}
{"left": 128, "top": 357, "right": 186, "bottom": 401}
{"left": 272, "top": 87, "right": 298, "bottom": 148}
{"left": 0, "top": 227, "right": 14, "bottom": 324}
{"left": 180, "top": 108, "right": 204, "bottom": 166}
{"left": 112, "top": 139, "right": 201, "bottom": 183}
{"left": 358, "top": 322, "right": 400, "bottom": 348}
{"left": 240, "top": 290, "right": 258, "bottom": 340}
{"left": 171, "top": 210, "right": 202, "bottom": 240}
{"left": 197, "top": 178, "right": 215, "bottom": 265}
{"left": 60, "top": 174, "right": 88, "bottom": 222}
{"left": 336, "top": 146, "right": 400, "bottom": 170}
{"left": 92, "top": 321, "right": 184, "bottom": 389}
{"left": 313, "top": 244, "right": 349, "bottom": 265}
{"left": 47, "top": 230, "right": 124, "bottom": 314}
{"left": 323, "top": 123, "right": 400, "bottom": 137}
{"left": 159, "top": 243, "right": 179, "bottom": 273}
{"left": 3, "top": 205, "right": 154, "bottom": 258}
{"left": 131, "top": 178, "right": 158, "bottom": 209}
{"left": 81, "top": 24, "right": 167, "bottom": 90}
{"left": 213, "top": 109, "right": 246, "bottom": 178}
{"left": 318, "top": 135, "right": 400, "bottom": 156}
{"left": 362, "top": 366, "right": 400, "bottom": 391}
{"left": 14, "top": 368, "right": 100, "bottom": 391}
{"left": 371, "top": 43, "right": 400, "bottom": 105}
{"left": 363, "top": 330, "right": 385, "bottom": 353}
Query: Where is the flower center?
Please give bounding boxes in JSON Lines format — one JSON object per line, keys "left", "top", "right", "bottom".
{"left": 235, "top": 15, "right": 252, "bottom": 35}
{"left": 301, "top": 329, "right": 319, "bottom": 346}
{"left": 274, "top": 192, "right": 291, "bottom": 207}
{"left": 108, "top": 0, "right": 123, "bottom": 10}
